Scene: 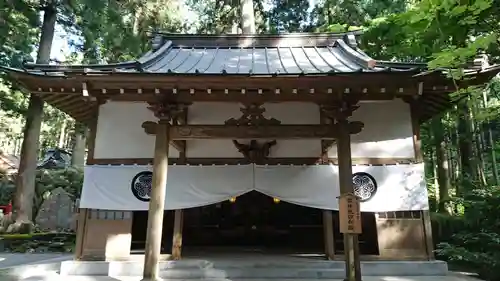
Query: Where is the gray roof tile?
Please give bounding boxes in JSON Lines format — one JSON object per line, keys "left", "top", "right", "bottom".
{"left": 19, "top": 33, "right": 428, "bottom": 75}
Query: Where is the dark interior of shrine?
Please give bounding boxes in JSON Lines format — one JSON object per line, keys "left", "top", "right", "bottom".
{"left": 131, "top": 191, "right": 380, "bottom": 255}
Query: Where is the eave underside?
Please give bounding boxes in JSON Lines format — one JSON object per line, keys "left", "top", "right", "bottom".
{"left": 4, "top": 68, "right": 499, "bottom": 125}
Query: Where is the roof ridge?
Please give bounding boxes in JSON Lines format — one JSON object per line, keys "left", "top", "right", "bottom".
{"left": 151, "top": 30, "right": 364, "bottom": 39}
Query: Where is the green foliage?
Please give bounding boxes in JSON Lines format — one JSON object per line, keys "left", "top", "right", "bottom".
{"left": 66, "top": 0, "right": 187, "bottom": 63}
{"left": 268, "top": 0, "right": 310, "bottom": 33}
{"left": 0, "top": 232, "right": 76, "bottom": 253}
{"left": 311, "top": 0, "right": 407, "bottom": 33}
{"left": 362, "top": 0, "right": 500, "bottom": 67}
{"left": 434, "top": 186, "right": 500, "bottom": 280}
{"left": 0, "top": 168, "right": 83, "bottom": 219}
{"left": 187, "top": 0, "right": 268, "bottom": 34}
{"left": 0, "top": 1, "right": 39, "bottom": 68}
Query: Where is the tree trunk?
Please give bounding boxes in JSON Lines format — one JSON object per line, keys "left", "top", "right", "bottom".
{"left": 9, "top": 4, "right": 57, "bottom": 233}
{"left": 71, "top": 123, "right": 87, "bottom": 167}
{"left": 58, "top": 119, "right": 67, "bottom": 148}
{"left": 425, "top": 145, "right": 438, "bottom": 210}
{"left": 132, "top": 3, "right": 143, "bottom": 36}
{"left": 470, "top": 100, "right": 486, "bottom": 185}
{"left": 482, "top": 89, "right": 499, "bottom": 185}
{"left": 432, "top": 118, "right": 451, "bottom": 214}
{"left": 457, "top": 100, "right": 475, "bottom": 194}
{"left": 240, "top": 0, "right": 255, "bottom": 33}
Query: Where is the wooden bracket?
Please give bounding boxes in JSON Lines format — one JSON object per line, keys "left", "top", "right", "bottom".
{"left": 225, "top": 103, "right": 281, "bottom": 126}
{"left": 146, "top": 100, "right": 191, "bottom": 123}
{"left": 233, "top": 140, "right": 277, "bottom": 163}
{"left": 320, "top": 97, "right": 362, "bottom": 123}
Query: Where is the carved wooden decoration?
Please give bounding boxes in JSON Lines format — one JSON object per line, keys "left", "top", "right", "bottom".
{"left": 233, "top": 140, "right": 277, "bottom": 163}
{"left": 225, "top": 103, "right": 281, "bottom": 126}
{"left": 320, "top": 97, "right": 361, "bottom": 122}
{"left": 147, "top": 101, "right": 190, "bottom": 123}
{"left": 142, "top": 98, "right": 365, "bottom": 140}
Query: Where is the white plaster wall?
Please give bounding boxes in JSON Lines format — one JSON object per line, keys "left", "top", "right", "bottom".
{"left": 328, "top": 99, "right": 415, "bottom": 158}
{"left": 93, "top": 100, "right": 413, "bottom": 159}
{"left": 186, "top": 102, "right": 321, "bottom": 158}
{"left": 94, "top": 102, "right": 179, "bottom": 159}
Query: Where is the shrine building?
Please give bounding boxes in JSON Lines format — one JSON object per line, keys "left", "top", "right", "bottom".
{"left": 2, "top": 32, "right": 499, "bottom": 279}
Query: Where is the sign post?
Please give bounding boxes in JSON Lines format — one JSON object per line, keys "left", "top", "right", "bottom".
{"left": 339, "top": 193, "right": 362, "bottom": 281}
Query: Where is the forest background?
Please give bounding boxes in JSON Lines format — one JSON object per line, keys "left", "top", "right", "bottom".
{"left": 0, "top": 0, "right": 499, "bottom": 280}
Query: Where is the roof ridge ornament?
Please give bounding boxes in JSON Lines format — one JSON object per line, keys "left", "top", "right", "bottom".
{"left": 343, "top": 33, "right": 358, "bottom": 48}
{"left": 151, "top": 34, "right": 165, "bottom": 51}
{"left": 473, "top": 54, "right": 489, "bottom": 70}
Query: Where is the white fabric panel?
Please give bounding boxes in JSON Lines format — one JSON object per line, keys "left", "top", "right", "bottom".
{"left": 165, "top": 165, "right": 254, "bottom": 209}
{"left": 254, "top": 165, "right": 340, "bottom": 210}
{"left": 80, "top": 165, "right": 254, "bottom": 210}
{"left": 254, "top": 164, "right": 428, "bottom": 212}
{"left": 350, "top": 164, "right": 428, "bottom": 212}
{"left": 80, "top": 164, "right": 428, "bottom": 212}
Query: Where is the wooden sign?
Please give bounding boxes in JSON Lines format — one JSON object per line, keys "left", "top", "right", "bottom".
{"left": 339, "top": 193, "right": 362, "bottom": 234}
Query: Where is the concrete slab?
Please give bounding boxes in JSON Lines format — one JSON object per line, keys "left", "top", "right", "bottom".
{"left": 0, "top": 253, "right": 72, "bottom": 268}
{"left": 0, "top": 253, "right": 73, "bottom": 281}
{"left": 60, "top": 259, "right": 449, "bottom": 278}
{"left": 11, "top": 274, "right": 484, "bottom": 281}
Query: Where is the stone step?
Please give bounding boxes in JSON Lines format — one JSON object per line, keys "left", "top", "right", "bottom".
{"left": 60, "top": 260, "right": 449, "bottom": 277}
{"left": 158, "top": 268, "right": 345, "bottom": 279}
{"left": 203, "top": 260, "right": 345, "bottom": 269}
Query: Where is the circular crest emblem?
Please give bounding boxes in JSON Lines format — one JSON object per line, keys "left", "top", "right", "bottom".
{"left": 352, "top": 172, "right": 377, "bottom": 202}
{"left": 131, "top": 171, "right": 153, "bottom": 202}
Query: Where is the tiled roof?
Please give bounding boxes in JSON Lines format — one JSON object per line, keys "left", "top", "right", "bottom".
{"left": 21, "top": 32, "right": 426, "bottom": 75}
{"left": 138, "top": 35, "right": 420, "bottom": 74}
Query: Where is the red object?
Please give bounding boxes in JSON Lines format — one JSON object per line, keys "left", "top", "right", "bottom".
{"left": 6, "top": 202, "right": 12, "bottom": 214}
{"left": 0, "top": 202, "right": 12, "bottom": 215}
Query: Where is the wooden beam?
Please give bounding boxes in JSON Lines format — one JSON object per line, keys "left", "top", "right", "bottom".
{"left": 171, "top": 140, "right": 185, "bottom": 152}
{"left": 142, "top": 122, "right": 364, "bottom": 139}
{"left": 89, "top": 89, "right": 415, "bottom": 103}
{"left": 64, "top": 71, "right": 422, "bottom": 88}
{"left": 170, "top": 124, "right": 364, "bottom": 139}
{"left": 53, "top": 96, "right": 84, "bottom": 109}
{"left": 42, "top": 93, "right": 75, "bottom": 104}
{"left": 85, "top": 157, "right": 416, "bottom": 166}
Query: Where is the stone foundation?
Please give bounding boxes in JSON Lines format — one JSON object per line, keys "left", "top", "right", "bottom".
{"left": 60, "top": 257, "right": 448, "bottom": 278}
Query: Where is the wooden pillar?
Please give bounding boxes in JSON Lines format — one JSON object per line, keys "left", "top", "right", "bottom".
{"left": 74, "top": 208, "right": 88, "bottom": 260}
{"left": 171, "top": 106, "right": 187, "bottom": 260}
{"left": 171, "top": 209, "right": 184, "bottom": 259}
{"left": 337, "top": 117, "right": 362, "bottom": 281}
{"left": 143, "top": 122, "right": 169, "bottom": 281}
{"left": 410, "top": 102, "right": 435, "bottom": 260}
{"left": 323, "top": 210, "right": 335, "bottom": 260}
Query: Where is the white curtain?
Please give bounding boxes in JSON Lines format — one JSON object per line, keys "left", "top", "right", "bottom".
{"left": 254, "top": 165, "right": 340, "bottom": 210}
{"left": 254, "top": 164, "right": 428, "bottom": 212}
{"left": 79, "top": 163, "right": 428, "bottom": 211}
{"left": 80, "top": 165, "right": 254, "bottom": 210}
